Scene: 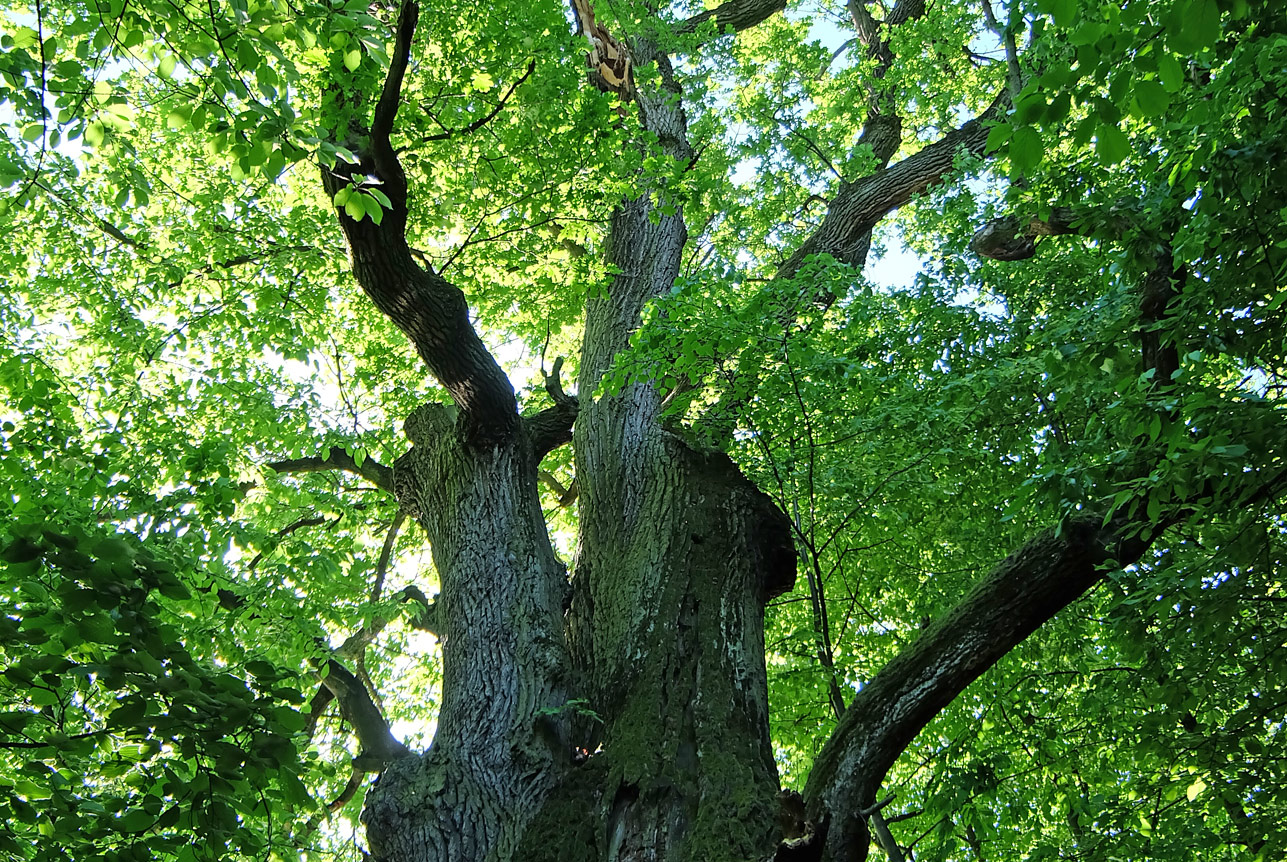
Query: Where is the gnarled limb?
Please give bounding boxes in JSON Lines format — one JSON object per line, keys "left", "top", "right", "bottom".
{"left": 526, "top": 356, "right": 580, "bottom": 459}
{"left": 969, "top": 206, "right": 1085, "bottom": 260}
{"left": 320, "top": 658, "right": 410, "bottom": 767}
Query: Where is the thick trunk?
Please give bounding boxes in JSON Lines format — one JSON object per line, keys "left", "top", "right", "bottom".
{"left": 525, "top": 401, "right": 794, "bottom": 862}
{"left": 362, "top": 405, "right": 570, "bottom": 860}
{"left": 511, "top": 42, "right": 797, "bottom": 861}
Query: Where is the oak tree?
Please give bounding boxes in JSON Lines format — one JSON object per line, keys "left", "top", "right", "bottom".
{"left": 2, "top": 0, "right": 1285, "bottom": 860}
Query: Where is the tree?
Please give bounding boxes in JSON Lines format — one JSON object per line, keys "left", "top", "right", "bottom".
{"left": 2, "top": 0, "right": 1285, "bottom": 859}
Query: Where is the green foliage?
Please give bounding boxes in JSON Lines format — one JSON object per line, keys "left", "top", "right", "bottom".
{"left": 2, "top": 0, "right": 1286, "bottom": 859}
{"left": 0, "top": 525, "right": 313, "bottom": 861}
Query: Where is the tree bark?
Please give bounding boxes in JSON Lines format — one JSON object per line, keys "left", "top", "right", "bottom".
{"left": 516, "top": 39, "right": 798, "bottom": 862}
{"left": 362, "top": 404, "right": 570, "bottom": 861}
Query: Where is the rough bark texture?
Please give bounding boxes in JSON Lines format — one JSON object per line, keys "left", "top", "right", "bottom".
{"left": 362, "top": 405, "right": 570, "bottom": 861}
{"left": 513, "top": 40, "right": 798, "bottom": 862}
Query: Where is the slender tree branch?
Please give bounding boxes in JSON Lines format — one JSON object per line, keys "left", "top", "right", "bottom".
{"left": 979, "top": 0, "right": 1023, "bottom": 101}
{"left": 246, "top": 515, "right": 329, "bottom": 571}
{"left": 415, "top": 60, "right": 535, "bottom": 146}
{"left": 370, "top": 509, "right": 407, "bottom": 603}
{"left": 266, "top": 446, "right": 395, "bottom": 494}
{"left": 327, "top": 768, "right": 365, "bottom": 812}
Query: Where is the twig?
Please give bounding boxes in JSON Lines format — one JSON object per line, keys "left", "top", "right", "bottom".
{"left": 413, "top": 60, "right": 536, "bottom": 146}
{"left": 266, "top": 446, "right": 395, "bottom": 494}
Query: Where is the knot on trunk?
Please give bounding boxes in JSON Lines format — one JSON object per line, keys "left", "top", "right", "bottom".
{"left": 969, "top": 217, "right": 1038, "bottom": 261}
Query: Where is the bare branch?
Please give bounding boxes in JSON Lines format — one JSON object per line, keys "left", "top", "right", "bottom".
{"left": 370, "top": 509, "right": 407, "bottom": 603}
{"left": 266, "top": 446, "right": 395, "bottom": 494}
{"left": 321, "top": 659, "right": 410, "bottom": 767}
{"left": 527, "top": 356, "right": 580, "bottom": 459}
{"left": 327, "top": 768, "right": 365, "bottom": 812}
{"left": 416, "top": 61, "right": 535, "bottom": 146}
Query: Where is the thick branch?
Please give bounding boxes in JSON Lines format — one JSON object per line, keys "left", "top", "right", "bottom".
{"left": 845, "top": 0, "right": 929, "bottom": 174}
{"left": 266, "top": 446, "right": 394, "bottom": 494}
{"left": 676, "top": 0, "right": 788, "bottom": 38}
{"left": 969, "top": 207, "right": 1084, "bottom": 260}
{"left": 802, "top": 515, "right": 1153, "bottom": 862}
{"left": 321, "top": 659, "right": 410, "bottom": 768}
{"left": 779, "top": 93, "right": 1008, "bottom": 279}
{"left": 322, "top": 0, "right": 519, "bottom": 444}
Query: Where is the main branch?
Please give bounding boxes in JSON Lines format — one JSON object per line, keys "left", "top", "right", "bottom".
{"left": 801, "top": 515, "right": 1153, "bottom": 861}
{"left": 322, "top": 0, "right": 518, "bottom": 444}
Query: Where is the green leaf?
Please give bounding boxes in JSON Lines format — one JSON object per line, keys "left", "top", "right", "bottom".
{"left": 115, "top": 808, "right": 155, "bottom": 833}
{"left": 1010, "top": 125, "right": 1043, "bottom": 173}
{"left": 1157, "top": 52, "right": 1184, "bottom": 92}
{"left": 343, "top": 49, "right": 361, "bottom": 71}
{"left": 158, "top": 54, "right": 177, "bottom": 79}
{"left": 1044, "top": 0, "right": 1079, "bottom": 27}
{"left": 1132, "top": 80, "right": 1170, "bottom": 118}
{"left": 1094, "top": 123, "right": 1130, "bottom": 164}
{"left": 985, "top": 123, "right": 1011, "bottom": 152}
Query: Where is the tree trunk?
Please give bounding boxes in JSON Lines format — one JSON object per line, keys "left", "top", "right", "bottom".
{"left": 324, "top": 5, "right": 1256, "bottom": 861}
{"left": 515, "top": 43, "right": 797, "bottom": 861}
{"left": 361, "top": 405, "right": 571, "bottom": 860}
{"left": 525, "top": 399, "right": 795, "bottom": 861}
